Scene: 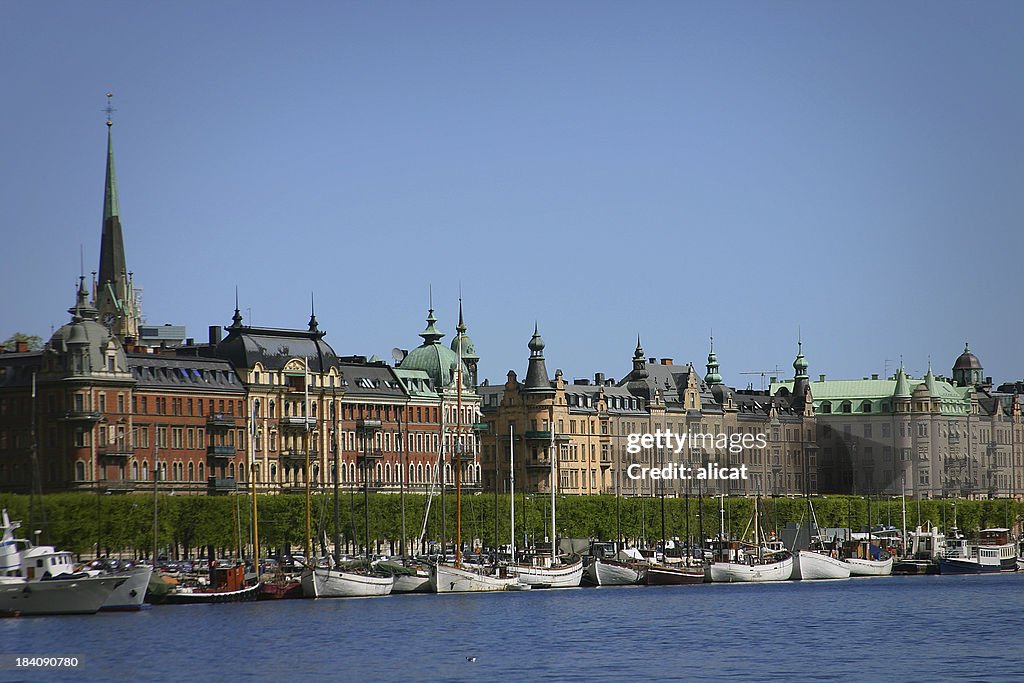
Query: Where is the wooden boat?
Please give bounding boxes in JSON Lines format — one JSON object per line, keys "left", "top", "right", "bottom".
{"left": 432, "top": 562, "right": 519, "bottom": 593}
{"left": 844, "top": 555, "right": 894, "bottom": 576}
{"left": 153, "top": 564, "right": 260, "bottom": 604}
{"left": 509, "top": 558, "right": 584, "bottom": 588}
{"left": 645, "top": 563, "right": 705, "bottom": 585}
{"left": 938, "top": 528, "right": 1016, "bottom": 574}
{"left": 584, "top": 556, "right": 645, "bottom": 586}
{"left": 792, "top": 550, "right": 851, "bottom": 580}
{"left": 710, "top": 497, "right": 793, "bottom": 583}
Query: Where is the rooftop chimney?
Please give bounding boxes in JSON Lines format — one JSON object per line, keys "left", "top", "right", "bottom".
{"left": 661, "top": 358, "right": 673, "bottom": 365}
{"left": 14, "top": 341, "right": 28, "bottom": 353}
{"left": 209, "top": 325, "right": 222, "bottom": 346}
{"left": 595, "top": 372, "right": 605, "bottom": 385}
{"left": 819, "top": 374, "right": 826, "bottom": 382}
{"left": 871, "top": 373, "right": 879, "bottom": 380}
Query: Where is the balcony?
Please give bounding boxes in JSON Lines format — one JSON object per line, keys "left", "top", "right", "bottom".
{"left": 281, "top": 450, "right": 318, "bottom": 465}
{"left": 207, "top": 477, "right": 236, "bottom": 494}
{"left": 207, "top": 414, "right": 237, "bottom": 429}
{"left": 99, "top": 447, "right": 133, "bottom": 459}
{"left": 207, "top": 445, "right": 237, "bottom": 460}
{"left": 279, "top": 416, "right": 316, "bottom": 430}
{"left": 60, "top": 410, "right": 103, "bottom": 423}
{"left": 357, "top": 449, "right": 384, "bottom": 465}
{"left": 356, "top": 419, "right": 383, "bottom": 432}
{"left": 525, "top": 456, "right": 553, "bottom": 470}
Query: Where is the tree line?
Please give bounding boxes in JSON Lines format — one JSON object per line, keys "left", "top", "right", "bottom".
{"left": 0, "top": 492, "right": 1020, "bottom": 561}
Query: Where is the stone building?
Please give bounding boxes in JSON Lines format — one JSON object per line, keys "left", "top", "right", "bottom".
{"left": 771, "top": 345, "right": 1023, "bottom": 499}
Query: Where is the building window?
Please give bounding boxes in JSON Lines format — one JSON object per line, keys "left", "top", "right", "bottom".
{"left": 862, "top": 401, "right": 872, "bottom": 413}
{"left": 75, "top": 461, "right": 85, "bottom": 481}
{"left": 841, "top": 401, "right": 852, "bottom": 414}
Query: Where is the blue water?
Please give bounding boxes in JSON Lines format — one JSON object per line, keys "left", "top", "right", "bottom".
{"left": 2, "top": 573, "right": 1023, "bottom": 682}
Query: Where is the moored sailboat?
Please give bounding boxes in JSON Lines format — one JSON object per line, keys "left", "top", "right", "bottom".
{"left": 709, "top": 497, "right": 792, "bottom": 583}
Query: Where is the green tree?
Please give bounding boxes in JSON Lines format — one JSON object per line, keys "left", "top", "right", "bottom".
{"left": 2, "top": 332, "right": 42, "bottom": 351}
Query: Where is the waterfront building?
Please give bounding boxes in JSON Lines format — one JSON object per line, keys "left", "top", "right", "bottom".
{"left": 478, "top": 332, "right": 817, "bottom": 498}
{"left": 770, "top": 345, "right": 1023, "bottom": 499}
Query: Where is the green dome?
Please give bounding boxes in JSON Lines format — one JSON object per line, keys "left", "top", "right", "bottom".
{"left": 401, "top": 309, "right": 469, "bottom": 389}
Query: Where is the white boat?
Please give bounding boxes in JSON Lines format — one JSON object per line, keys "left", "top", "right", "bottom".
{"left": 0, "top": 509, "right": 121, "bottom": 615}
{"left": 432, "top": 562, "right": 520, "bottom": 593}
{"left": 300, "top": 566, "right": 394, "bottom": 598}
{"left": 393, "top": 571, "right": 432, "bottom": 593}
{"left": 509, "top": 558, "right": 584, "bottom": 588}
{"left": 710, "top": 552, "right": 793, "bottom": 583}
{"left": 83, "top": 560, "right": 154, "bottom": 610}
{"left": 844, "top": 555, "right": 894, "bottom": 576}
{"left": 585, "top": 557, "right": 644, "bottom": 586}
{"left": 792, "top": 550, "right": 851, "bottom": 580}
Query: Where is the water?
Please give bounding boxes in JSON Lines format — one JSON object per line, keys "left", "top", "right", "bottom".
{"left": 2, "top": 573, "right": 1023, "bottom": 682}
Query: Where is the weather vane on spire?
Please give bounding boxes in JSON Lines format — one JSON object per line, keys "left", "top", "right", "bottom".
{"left": 103, "top": 92, "right": 116, "bottom": 127}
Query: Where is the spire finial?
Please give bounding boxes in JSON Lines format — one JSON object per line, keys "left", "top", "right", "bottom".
{"left": 308, "top": 291, "right": 319, "bottom": 333}
{"left": 428, "top": 284, "right": 433, "bottom": 311}
{"left": 231, "top": 286, "right": 243, "bottom": 328}
{"left": 103, "top": 92, "right": 116, "bottom": 127}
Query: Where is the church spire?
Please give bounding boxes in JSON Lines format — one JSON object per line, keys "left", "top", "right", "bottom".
{"left": 95, "top": 94, "right": 138, "bottom": 341}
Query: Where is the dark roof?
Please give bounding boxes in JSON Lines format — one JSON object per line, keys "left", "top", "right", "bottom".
{"left": 337, "top": 361, "right": 408, "bottom": 401}
{"left": 214, "top": 325, "right": 339, "bottom": 373}
{"left": 128, "top": 353, "right": 243, "bottom": 393}
{"left": 0, "top": 352, "right": 43, "bottom": 389}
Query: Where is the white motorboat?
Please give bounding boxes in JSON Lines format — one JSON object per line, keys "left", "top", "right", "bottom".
{"left": 710, "top": 551, "right": 793, "bottom": 583}
{"left": 300, "top": 566, "right": 394, "bottom": 598}
{"left": 509, "top": 558, "right": 584, "bottom": 588}
{"left": 792, "top": 550, "right": 851, "bottom": 580}
{"left": 0, "top": 509, "right": 121, "bottom": 615}
{"left": 431, "top": 562, "right": 520, "bottom": 593}
{"left": 84, "top": 560, "right": 154, "bottom": 610}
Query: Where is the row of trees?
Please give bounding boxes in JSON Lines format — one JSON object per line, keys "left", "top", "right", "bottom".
{"left": 1, "top": 493, "right": 1020, "bottom": 560}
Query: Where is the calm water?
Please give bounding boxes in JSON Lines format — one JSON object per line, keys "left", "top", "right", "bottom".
{"left": 2, "top": 573, "right": 1024, "bottom": 682}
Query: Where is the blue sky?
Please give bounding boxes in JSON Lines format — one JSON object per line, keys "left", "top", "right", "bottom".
{"left": 3, "top": 2, "right": 1022, "bottom": 388}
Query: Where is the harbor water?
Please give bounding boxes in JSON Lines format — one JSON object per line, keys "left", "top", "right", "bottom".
{"left": 3, "top": 573, "right": 1023, "bottom": 682}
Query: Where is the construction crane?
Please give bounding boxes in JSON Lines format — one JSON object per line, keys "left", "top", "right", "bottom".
{"left": 738, "top": 367, "right": 784, "bottom": 391}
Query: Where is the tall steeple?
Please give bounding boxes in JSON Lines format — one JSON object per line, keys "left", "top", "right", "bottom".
{"left": 450, "top": 298, "right": 480, "bottom": 387}
{"left": 791, "top": 337, "right": 810, "bottom": 407}
{"left": 704, "top": 335, "right": 722, "bottom": 386}
{"left": 523, "top": 323, "right": 553, "bottom": 394}
{"left": 94, "top": 94, "right": 139, "bottom": 342}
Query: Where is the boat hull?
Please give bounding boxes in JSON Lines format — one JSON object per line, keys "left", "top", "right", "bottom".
{"left": 392, "top": 573, "right": 432, "bottom": 593}
{"left": 645, "top": 565, "right": 705, "bottom": 585}
{"left": 793, "top": 551, "right": 851, "bottom": 580}
{"left": 432, "top": 563, "right": 519, "bottom": 593}
{"left": 510, "top": 560, "right": 584, "bottom": 588}
{"left": 159, "top": 582, "right": 262, "bottom": 604}
{"left": 100, "top": 566, "right": 153, "bottom": 611}
{"left": 844, "top": 556, "right": 893, "bottom": 577}
{"left": 892, "top": 559, "right": 939, "bottom": 575}
{"left": 584, "top": 558, "right": 644, "bottom": 586}
{"left": 937, "top": 557, "right": 1005, "bottom": 575}
{"left": 301, "top": 568, "right": 394, "bottom": 598}
{"left": 0, "top": 575, "right": 122, "bottom": 615}
{"left": 710, "top": 555, "right": 793, "bottom": 583}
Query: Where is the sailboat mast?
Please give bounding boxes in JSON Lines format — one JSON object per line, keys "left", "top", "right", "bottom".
{"left": 399, "top": 404, "right": 407, "bottom": 559}
{"left": 549, "top": 409, "right": 556, "bottom": 565}
{"left": 333, "top": 425, "right": 340, "bottom": 566}
{"left": 304, "top": 357, "right": 312, "bottom": 563}
{"left": 250, "top": 406, "right": 260, "bottom": 581}
{"left": 455, "top": 338, "right": 463, "bottom": 567}
{"left": 152, "top": 443, "right": 159, "bottom": 566}
{"left": 510, "top": 424, "right": 516, "bottom": 563}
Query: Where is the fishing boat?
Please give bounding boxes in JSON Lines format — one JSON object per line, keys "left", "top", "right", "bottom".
{"left": 509, "top": 556, "right": 584, "bottom": 589}
{"left": 298, "top": 358, "right": 393, "bottom": 598}
{"left": 937, "top": 528, "right": 1016, "bottom": 574}
{"left": 584, "top": 548, "right": 647, "bottom": 586}
{"left": 0, "top": 510, "right": 122, "bottom": 615}
{"left": 376, "top": 560, "right": 433, "bottom": 593}
{"left": 893, "top": 524, "right": 944, "bottom": 575}
{"left": 709, "top": 497, "right": 793, "bottom": 583}
{"left": 645, "top": 562, "right": 704, "bottom": 585}
{"left": 152, "top": 561, "right": 261, "bottom": 604}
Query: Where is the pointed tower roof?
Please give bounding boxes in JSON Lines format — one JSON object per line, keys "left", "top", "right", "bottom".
{"left": 894, "top": 362, "right": 911, "bottom": 399}
{"left": 704, "top": 336, "right": 722, "bottom": 386}
{"left": 419, "top": 308, "right": 444, "bottom": 345}
{"left": 450, "top": 298, "right": 479, "bottom": 360}
{"left": 308, "top": 293, "right": 321, "bottom": 335}
{"left": 924, "top": 360, "right": 938, "bottom": 397}
{"left": 97, "top": 118, "right": 126, "bottom": 291}
{"left": 523, "top": 323, "right": 553, "bottom": 393}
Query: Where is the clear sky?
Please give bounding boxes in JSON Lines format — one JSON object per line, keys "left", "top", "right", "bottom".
{"left": 3, "top": 2, "right": 1022, "bottom": 388}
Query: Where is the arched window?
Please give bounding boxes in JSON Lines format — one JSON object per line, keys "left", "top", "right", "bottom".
{"left": 311, "top": 402, "right": 317, "bottom": 417}
{"left": 132, "top": 461, "right": 139, "bottom": 480}
{"left": 312, "top": 464, "right": 319, "bottom": 483}
{"left": 270, "top": 464, "right": 277, "bottom": 482}
{"left": 198, "top": 462, "right": 205, "bottom": 480}
{"left": 375, "top": 462, "right": 383, "bottom": 482}
{"left": 75, "top": 461, "right": 86, "bottom": 481}
{"left": 349, "top": 462, "right": 356, "bottom": 481}
{"left": 188, "top": 462, "right": 194, "bottom": 481}
{"left": 229, "top": 463, "right": 235, "bottom": 478}
{"left": 269, "top": 400, "right": 276, "bottom": 418}
{"left": 384, "top": 463, "right": 391, "bottom": 482}
{"left": 410, "top": 463, "right": 416, "bottom": 482}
